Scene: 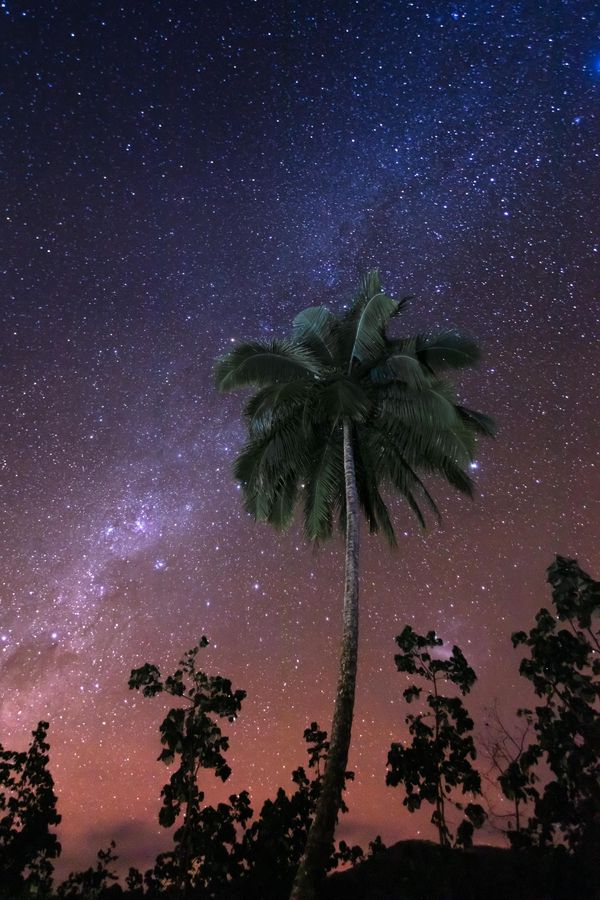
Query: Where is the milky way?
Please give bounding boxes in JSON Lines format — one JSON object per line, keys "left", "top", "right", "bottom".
{"left": 1, "top": 0, "right": 598, "bottom": 876}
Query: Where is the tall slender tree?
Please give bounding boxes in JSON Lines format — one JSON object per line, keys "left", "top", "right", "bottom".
{"left": 386, "top": 627, "right": 486, "bottom": 848}
{"left": 129, "top": 638, "right": 247, "bottom": 898}
{"left": 215, "top": 271, "right": 495, "bottom": 899}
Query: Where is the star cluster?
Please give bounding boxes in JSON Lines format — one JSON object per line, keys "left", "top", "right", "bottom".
{"left": 1, "top": 0, "right": 598, "bottom": 875}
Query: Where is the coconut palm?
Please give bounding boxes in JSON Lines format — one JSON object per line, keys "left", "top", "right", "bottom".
{"left": 215, "top": 271, "right": 495, "bottom": 900}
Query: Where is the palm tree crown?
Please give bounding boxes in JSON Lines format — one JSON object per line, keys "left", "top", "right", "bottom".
{"left": 215, "top": 270, "right": 495, "bottom": 541}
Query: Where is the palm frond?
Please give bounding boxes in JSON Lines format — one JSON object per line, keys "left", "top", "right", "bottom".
{"left": 369, "top": 338, "right": 430, "bottom": 389}
{"left": 339, "top": 271, "right": 408, "bottom": 364}
{"left": 354, "top": 434, "right": 397, "bottom": 545}
{"left": 388, "top": 454, "right": 442, "bottom": 525}
{"left": 439, "top": 462, "right": 474, "bottom": 496}
{"left": 364, "top": 427, "right": 441, "bottom": 527}
{"left": 233, "top": 422, "right": 307, "bottom": 523}
{"left": 370, "top": 418, "right": 475, "bottom": 512}
{"left": 303, "top": 436, "right": 344, "bottom": 541}
{"left": 384, "top": 415, "right": 475, "bottom": 469}
{"left": 350, "top": 291, "right": 401, "bottom": 368}
{"left": 416, "top": 330, "right": 481, "bottom": 370}
{"left": 352, "top": 270, "right": 382, "bottom": 311}
{"left": 456, "top": 405, "right": 498, "bottom": 437}
{"left": 376, "top": 382, "right": 461, "bottom": 431}
{"left": 405, "top": 469, "right": 441, "bottom": 522}
{"left": 404, "top": 491, "right": 427, "bottom": 529}
{"left": 292, "top": 306, "right": 337, "bottom": 364}
{"left": 260, "top": 422, "right": 308, "bottom": 476}
{"left": 244, "top": 382, "right": 310, "bottom": 436}
{"left": 313, "top": 378, "right": 371, "bottom": 426}
{"left": 266, "top": 473, "right": 299, "bottom": 530}
{"left": 215, "top": 339, "right": 322, "bottom": 392}
{"left": 395, "top": 431, "right": 475, "bottom": 496}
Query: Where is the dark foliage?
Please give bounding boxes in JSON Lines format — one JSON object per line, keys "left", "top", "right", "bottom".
{"left": 57, "top": 842, "right": 119, "bottom": 898}
{"left": 215, "top": 270, "right": 494, "bottom": 546}
{"left": 0, "top": 721, "right": 61, "bottom": 899}
{"left": 129, "top": 638, "right": 246, "bottom": 898}
{"left": 510, "top": 555, "right": 600, "bottom": 851}
{"left": 480, "top": 702, "right": 539, "bottom": 843}
{"left": 125, "top": 868, "right": 144, "bottom": 899}
{"left": 386, "top": 627, "right": 485, "bottom": 847}
{"left": 128, "top": 642, "right": 361, "bottom": 899}
{"left": 4, "top": 559, "right": 598, "bottom": 899}
{"left": 232, "top": 722, "right": 360, "bottom": 899}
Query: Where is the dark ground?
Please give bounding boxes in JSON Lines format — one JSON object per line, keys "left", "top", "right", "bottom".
{"left": 322, "top": 840, "right": 599, "bottom": 900}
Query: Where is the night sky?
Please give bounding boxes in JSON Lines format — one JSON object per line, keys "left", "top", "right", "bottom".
{"left": 1, "top": 0, "right": 599, "bottom": 878}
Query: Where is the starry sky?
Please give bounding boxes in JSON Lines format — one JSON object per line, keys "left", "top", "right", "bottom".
{"left": 1, "top": 0, "right": 599, "bottom": 878}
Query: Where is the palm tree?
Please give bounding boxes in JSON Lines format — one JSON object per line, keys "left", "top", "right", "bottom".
{"left": 215, "top": 271, "right": 495, "bottom": 899}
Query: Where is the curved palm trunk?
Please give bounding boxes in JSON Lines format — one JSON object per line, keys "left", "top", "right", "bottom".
{"left": 290, "top": 419, "right": 360, "bottom": 900}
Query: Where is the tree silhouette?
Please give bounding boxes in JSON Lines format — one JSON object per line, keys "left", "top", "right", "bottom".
{"left": 129, "top": 637, "right": 247, "bottom": 898}
{"left": 238, "top": 722, "right": 360, "bottom": 899}
{"left": 480, "top": 702, "right": 539, "bottom": 846}
{"left": 215, "top": 270, "right": 494, "bottom": 898}
{"left": 125, "top": 866, "right": 144, "bottom": 898}
{"left": 57, "top": 842, "right": 118, "bottom": 898}
{"left": 511, "top": 555, "right": 600, "bottom": 852}
{"left": 386, "top": 627, "right": 486, "bottom": 847}
{"left": 0, "top": 721, "right": 61, "bottom": 899}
